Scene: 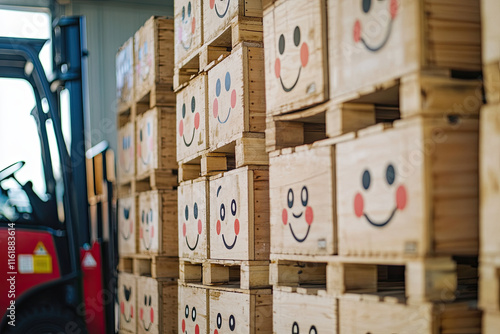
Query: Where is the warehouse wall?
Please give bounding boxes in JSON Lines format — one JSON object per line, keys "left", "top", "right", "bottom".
{"left": 63, "top": 0, "right": 174, "bottom": 151}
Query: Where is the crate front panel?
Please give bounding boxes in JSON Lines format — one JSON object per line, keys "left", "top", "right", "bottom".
{"left": 208, "top": 47, "right": 247, "bottom": 148}
{"left": 209, "top": 290, "right": 251, "bottom": 333}
{"left": 178, "top": 179, "right": 209, "bottom": 259}
{"left": 273, "top": 290, "right": 337, "bottom": 334}
{"left": 118, "top": 272, "right": 137, "bottom": 332}
{"left": 175, "top": 0, "right": 203, "bottom": 65}
{"left": 118, "top": 122, "right": 135, "bottom": 182}
{"left": 179, "top": 285, "right": 208, "bottom": 334}
{"left": 270, "top": 145, "right": 335, "bottom": 256}
{"left": 329, "top": 0, "right": 419, "bottom": 100}
{"left": 263, "top": 0, "right": 328, "bottom": 115}
{"left": 138, "top": 191, "right": 160, "bottom": 253}
{"left": 209, "top": 169, "right": 252, "bottom": 260}
{"left": 480, "top": 104, "right": 500, "bottom": 257}
{"left": 118, "top": 196, "right": 136, "bottom": 256}
{"left": 336, "top": 124, "right": 426, "bottom": 256}
{"left": 116, "top": 38, "right": 134, "bottom": 106}
{"left": 136, "top": 109, "right": 157, "bottom": 175}
{"left": 482, "top": 0, "right": 500, "bottom": 64}
{"left": 177, "top": 74, "right": 208, "bottom": 161}
{"left": 135, "top": 19, "right": 155, "bottom": 94}
{"left": 137, "top": 277, "right": 160, "bottom": 334}
{"left": 203, "top": 0, "right": 240, "bottom": 43}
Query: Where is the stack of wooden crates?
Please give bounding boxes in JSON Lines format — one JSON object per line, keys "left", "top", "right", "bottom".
{"left": 265, "top": 0, "right": 482, "bottom": 332}
{"left": 116, "top": 16, "right": 178, "bottom": 334}
{"left": 173, "top": 0, "right": 272, "bottom": 332}
{"left": 480, "top": 1, "right": 500, "bottom": 333}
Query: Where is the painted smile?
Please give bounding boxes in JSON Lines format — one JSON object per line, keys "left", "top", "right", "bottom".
{"left": 142, "top": 231, "right": 153, "bottom": 250}
{"left": 222, "top": 234, "right": 237, "bottom": 249}
{"left": 183, "top": 128, "right": 196, "bottom": 147}
{"left": 279, "top": 66, "right": 301, "bottom": 92}
{"left": 185, "top": 234, "right": 199, "bottom": 251}
{"left": 122, "top": 160, "right": 132, "bottom": 173}
{"left": 363, "top": 207, "right": 397, "bottom": 227}
{"left": 121, "top": 229, "right": 132, "bottom": 241}
{"left": 360, "top": 20, "right": 393, "bottom": 52}
{"left": 140, "top": 153, "right": 151, "bottom": 165}
{"left": 123, "top": 312, "right": 132, "bottom": 323}
{"left": 292, "top": 212, "right": 303, "bottom": 219}
{"left": 288, "top": 223, "right": 311, "bottom": 243}
{"left": 217, "top": 108, "right": 232, "bottom": 124}
{"left": 141, "top": 319, "right": 152, "bottom": 332}
{"left": 214, "top": 0, "right": 231, "bottom": 18}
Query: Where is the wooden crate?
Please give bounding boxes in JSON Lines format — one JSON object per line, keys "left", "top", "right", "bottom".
{"left": 208, "top": 289, "right": 272, "bottom": 333}
{"left": 178, "top": 178, "right": 209, "bottom": 260}
{"left": 480, "top": 104, "right": 500, "bottom": 258}
{"left": 203, "top": 0, "right": 263, "bottom": 46}
{"left": 118, "top": 272, "right": 137, "bottom": 333}
{"left": 329, "top": 0, "right": 482, "bottom": 110}
{"left": 134, "top": 16, "right": 175, "bottom": 107}
{"left": 174, "top": 0, "right": 203, "bottom": 67}
{"left": 138, "top": 190, "right": 177, "bottom": 256}
{"left": 117, "top": 121, "right": 135, "bottom": 185}
{"left": 482, "top": 0, "right": 500, "bottom": 104}
{"left": 209, "top": 166, "right": 269, "bottom": 261}
{"left": 136, "top": 107, "right": 177, "bottom": 187}
{"left": 263, "top": 0, "right": 328, "bottom": 116}
{"left": 336, "top": 116, "right": 479, "bottom": 257}
{"left": 178, "top": 284, "right": 208, "bottom": 334}
{"left": 273, "top": 288, "right": 337, "bottom": 334}
{"left": 118, "top": 195, "right": 137, "bottom": 256}
{"left": 339, "top": 294, "right": 481, "bottom": 334}
{"left": 208, "top": 44, "right": 266, "bottom": 151}
{"left": 269, "top": 140, "right": 336, "bottom": 256}
{"left": 136, "top": 276, "right": 177, "bottom": 334}
{"left": 484, "top": 312, "right": 500, "bottom": 334}
{"left": 180, "top": 259, "right": 270, "bottom": 289}
{"left": 116, "top": 37, "right": 135, "bottom": 113}
{"left": 176, "top": 73, "right": 208, "bottom": 163}
{"left": 120, "top": 254, "right": 179, "bottom": 279}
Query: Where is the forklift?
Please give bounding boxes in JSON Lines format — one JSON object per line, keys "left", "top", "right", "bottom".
{"left": 0, "top": 16, "right": 117, "bottom": 333}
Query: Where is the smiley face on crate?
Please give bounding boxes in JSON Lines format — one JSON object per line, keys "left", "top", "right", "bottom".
{"left": 212, "top": 72, "right": 237, "bottom": 125}
{"left": 120, "top": 205, "right": 134, "bottom": 241}
{"left": 213, "top": 312, "right": 236, "bottom": 333}
{"left": 139, "top": 294, "right": 154, "bottom": 332}
{"left": 214, "top": 185, "right": 240, "bottom": 250}
{"left": 353, "top": 163, "right": 407, "bottom": 228}
{"left": 281, "top": 186, "right": 314, "bottom": 243}
{"left": 137, "top": 40, "right": 151, "bottom": 82}
{"left": 120, "top": 284, "right": 134, "bottom": 324}
{"left": 274, "top": 25, "right": 309, "bottom": 93}
{"left": 209, "top": 0, "right": 231, "bottom": 19}
{"left": 178, "top": 0, "right": 196, "bottom": 50}
{"left": 291, "top": 322, "right": 318, "bottom": 334}
{"left": 138, "top": 120, "right": 153, "bottom": 167}
{"left": 182, "top": 304, "right": 200, "bottom": 334}
{"left": 182, "top": 201, "right": 203, "bottom": 251}
{"left": 179, "top": 96, "right": 200, "bottom": 147}
{"left": 140, "top": 208, "right": 155, "bottom": 251}
{"left": 119, "top": 132, "right": 133, "bottom": 174}
{"left": 353, "top": 0, "right": 399, "bottom": 52}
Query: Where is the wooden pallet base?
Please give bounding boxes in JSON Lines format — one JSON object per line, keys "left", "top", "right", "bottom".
{"left": 484, "top": 61, "right": 500, "bottom": 105}
{"left": 174, "top": 15, "right": 263, "bottom": 89}
{"left": 135, "top": 82, "right": 175, "bottom": 109}
{"left": 135, "top": 169, "right": 178, "bottom": 191}
{"left": 269, "top": 254, "right": 477, "bottom": 304}
{"left": 118, "top": 254, "right": 178, "bottom": 279}
{"left": 179, "top": 258, "right": 270, "bottom": 290}
{"left": 178, "top": 132, "right": 267, "bottom": 182}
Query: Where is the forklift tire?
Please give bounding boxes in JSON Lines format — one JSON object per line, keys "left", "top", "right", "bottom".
{"left": 4, "top": 303, "right": 87, "bottom": 334}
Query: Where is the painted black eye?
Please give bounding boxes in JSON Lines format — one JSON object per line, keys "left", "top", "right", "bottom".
{"left": 217, "top": 313, "right": 222, "bottom": 329}
{"left": 386, "top": 164, "right": 396, "bottom": 185}
{"left": 182, "top": 6, "right": 185, "bottom": 20}
{"left": 185, "top": 305, "right": 189, "bottom": 318}
{"left": 278, "top": 34, "right": 285, "bottom": 55}
{"left": 182, "top": 103, "right": 186, "bottom": 118}
{"left": 231, "top": 199, "right": 237, "bottom": 216}
{"left": 124, "top": 207, "right": 130, "bottom": 220}
{"left": 124, "top": 286, "right": 131, "bottom": 301}
{"left": 362, "top": 0, "right": 371, "bottom": 13}
{"left": 144, "top": 295, "right": 147, "bottom": 305}
{"left": 188, "top": 2, "right": 192, "bottom": 17}
{"left": 229, "top": 315, "right": 235, "bottom": 331}
{"left": 220, "top": 203, "right": 226, "bottom": 221}
{"left": 362, "top": 170, "right": 371, "bottom": 190}
{"left": 148, "top": 295, "right": 152, "bottom": 306}
{"left": 185, "top": 205, "right": 189, "bottom": 220}
{"left": 139, "top": 129, "right": 143, "bottom": 141}
{"left": 225, "top": 72, "right": 231, "bottom": 91}
{"left": 292, "top": 321, "right": 299, "bottom": 334}
{"left": 191, "top": 96, "right": 196, "bottom": 113}
{"left": 309, "top": 325, "right": 317, "bottom": 334}
{"left": 301, "top": 186, "right": 308, "bottom": 206}
{"left": 293, "top": 26, "right": 300, "bottom": 47}
{"left": 287, "top": 189, "right": 294, "bottom": 208}
{"left": 141, "top": 210, "right": 145, "bottom": 223}
{"left": 149, "top": 209, "right": 153, "bottom": 224}
{"left": 194, "top": 202, "right": 198, "bottom": 219}
{"left": 191, "top": 307, "right": 196, "bottom": 321}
